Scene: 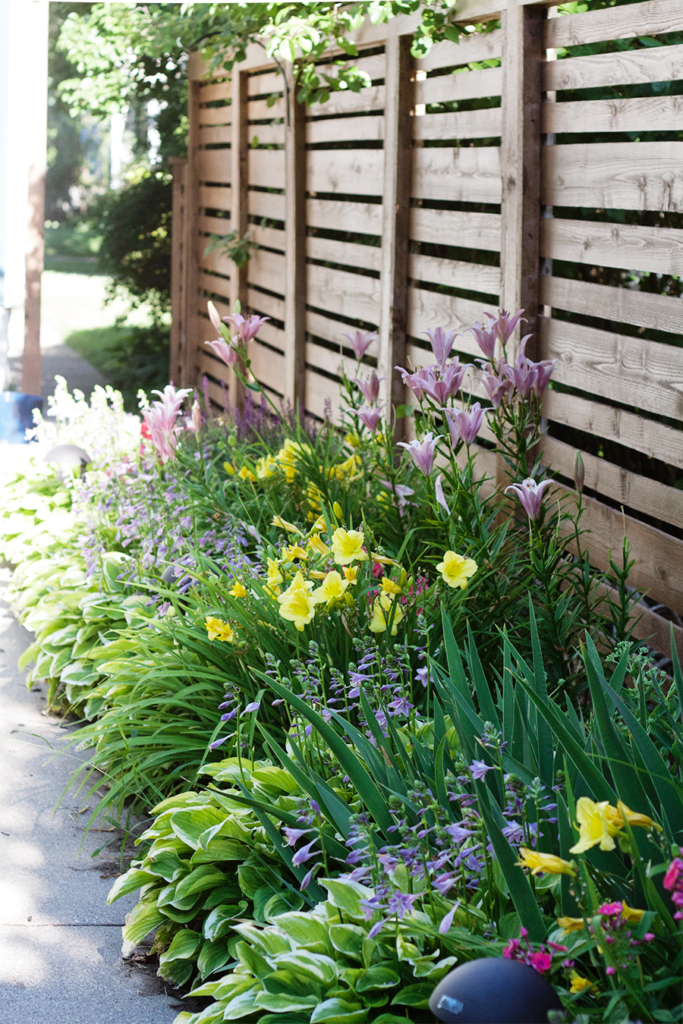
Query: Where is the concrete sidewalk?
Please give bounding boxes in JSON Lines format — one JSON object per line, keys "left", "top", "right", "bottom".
{"left": 0, "top": 567, "right": 180, "bottom": 1024}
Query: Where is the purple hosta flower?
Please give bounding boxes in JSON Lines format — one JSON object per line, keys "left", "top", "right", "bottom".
{"left": 481, "top": 370, "right": 513, "bottom": 409}
{"left": 397, "top": 432, "right": 439, "bottom": 476}
{"left": 432, "top": 872, "right": 458, "bottom": 898}
{"left": 283, "top": 826, "right": 313, "bottom": 847}
{"left": 445, "top": 403, "right": 485, "bottom": 448}
{"left": 208, "top": 736, "right": 229, "bottom": 750}
{"left": 469, "top": 759, "right": 495, "bottom": 781}
{"left": 501, "top": 820, "right": 524, "bottom": 845}
{"left": 205, "top": 336, "right": 238, "bottom": 368}
{"left": 220, "top": 709, "right": 238, "bottom": 722}
{"left": 489, "top": 309, "right": 526, "bottom": 346}
{"left": 360, "top": 893, "right": 387, "bottom": 922}
{"left": 292, "top": 839, "right": 320, "bottom": 867}
{"left": 378, "top": 479, "right": 415, "bottom": 513}
{"left": 226, "top": 311, "right": 270, "bottom": 344}
{"left": 388, "top": 696, "right": 414, "bottom": 717}
{"left": 468, "top": 320, "right": 498, "bottom": 360}
{"left": 367, "top": 920, "right": 386, "bottom": 939}
{"left": 343, "top": 329, "right": 378, "bottom": 360}
{"left": 424, "top": 327, "right": 459, "bottom": 369}
{"left": 354, "top": 370, "right": 384, "bottom": 404}
{"left": 357, "top": 405, "right": 383, "bottom": 433}
{"left": 243, "top": 701, "right": 260, "bottom": 713}
{"left": 439, "top": 901, "right": 461, "bottom": 934}
{"left": 387, "top": 891, "right": 420, "bottom": 920}
{"left": 505, "top": 477, "right": 552, "bottom": 521}
{"left": 377, "top": 851, "right": 401, "bottom": 874}
{"left": 395, "top": 365, "right": 432, "bottom": 401}
{"left": 445, "top": 823, "right": 474, "bottom": 844}
{"left": 347, "top": 866, "right": 372, "bottom": 883}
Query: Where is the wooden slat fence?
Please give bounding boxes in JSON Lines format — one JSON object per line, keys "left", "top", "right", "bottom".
{"left": 171, "top": 0, "right": 683, "bottom": 659}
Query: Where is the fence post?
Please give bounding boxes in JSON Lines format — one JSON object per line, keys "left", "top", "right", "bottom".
{"left": 378, "top": 26, "right": 413, "bottom": 444}
{"left": 499, "top": 0, "right": 545, "bottom": 358}
{"left": 284, "top": 65, "right": 307, "bottom": 414}
{"left": 182, "top": 78, "right": 201, "bottom": 390}
{"left": 169, "top": 156, "right": 188, "bottom": 386}
{"left": 230, "top": 68, "right": 249, "bottom": 409}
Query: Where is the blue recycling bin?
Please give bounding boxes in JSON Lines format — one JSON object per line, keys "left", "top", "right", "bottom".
{"left": 0, "top": 391, "right": 43, "bottom": 443}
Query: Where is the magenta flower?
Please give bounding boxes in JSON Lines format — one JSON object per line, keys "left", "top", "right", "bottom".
{"left": 505, "top": 477, "right": 552, "bottom": 520}
{"left": 343, "top": 329, "right": 378, "bottom": 360}
{"left": 529, "top": 951, "right": 552, "bottom": 974}
{"left": 469, "top": 759, "right": 495, "bottom": 781}
{"left": 397, "top": 432, "right": 439, "bottom": 476}
{"left": 531, "top": 358, "right": 557, "bottom": 398}
{"left": 424, "top": 326, "right": 459, "bottom": 368}
{"left": 353, "top": 370, "right": 384, "bottom": 404}
{"left": 205, "top": 337, "right": 238, "bottom": 367}
{"left": 225, "top": 312, "right": 270, "bottom": 344}
{"left": 445, "top": 403, "right": 485, "bottom": 447}
{"left": 357, "top": 405, "right": 383, "bottom": 433}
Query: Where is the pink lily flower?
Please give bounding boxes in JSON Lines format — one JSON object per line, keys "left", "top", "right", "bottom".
{"left": 505, "top": 477, "right": 553, "bottom": 520}
{"left": 445, "top": 403, "right": 485, "bottom": 447}
{"left": 481, "top": 371, "right": 513, "bottom": 408}
{"left": 424, "top": 326, "right": 459, "bottom": 369}
{"left": 395, "top": 365, "right": 433, "bottom": 401}
{"left": 343, "top": 329, "right": 378, "bottom": 360}
{"left": 205, "top": 337, "right": 238, "bottom": 367}
{"left": 397, "top": 432, "right": 439, "bottom": 476}
{"left": 420, "top": 360, "right": 469, "bottom": 405}
{"left": 468, "top": 321, "right": 498, "bottom": 361}
{"left": 225, "top": 312, "right": 270, "bottom": 345}
{"left": 190, "top": 399, "right": 202, "bottom": 433}
{"left": 207, "top": 300, "right": 223, "bottom": 336}
{"left": 488, "top": 308, "right": 526, "bottom": 346}
{"left": 357, "top": 405, "right": 383, "bottom": 433}
{"left": 353, "top": 370, "right": 385, "bottom": 404}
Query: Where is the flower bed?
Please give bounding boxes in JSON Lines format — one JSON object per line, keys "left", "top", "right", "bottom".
{"left": 1, "top": 311, "right": 681, "bottom": 1024}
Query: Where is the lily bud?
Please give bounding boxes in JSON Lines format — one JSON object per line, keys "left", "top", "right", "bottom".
{"left": 573, "top": 450, "right": 585, "bottom": 493}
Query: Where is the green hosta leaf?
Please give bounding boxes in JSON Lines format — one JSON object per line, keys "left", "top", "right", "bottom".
{"left": 152, "top": 792, "right": 216, "bottom": 816}
{"left": 160, "top": 929, "right": 203, "bottom": 963}
{"left": 203, "top": 903, "right": 248, "bottom": 942}
{"left": 18, "top": 641, "right": 40, "bottom": 671}
{"left": 238, "top": 862, "right": 272, "bottom": 899}
{"left": 272, "top": 951, "right": 338, "bottom": 986}
{"left": 107, "top": 869, "right": 157, "bottom": 903}
{"left": 250, "top": 766, "right": 299, "bottom": 793}
{"left": 197, "top": 937, "right": 231, "bottom": 979}
{"left": 264, "top": 892, "right": 304, "bottom": 921}
{"left": 60, "top": 659, "right": 97, "bottom": 686}
{"left": 187, "top": 979, "right": 222, "bottom": 998}
{"left": 157, "top": 881, "right": 200, "bottom": 913}
{"left": 147, "top": 847, "right": 191, "bottom": 882}
{"left": 412, "top": 955, "right": 457, "bottom": 980}
{"left": 222, "top": 986, "right": 262, "bottom": 1019}
{"left": 256, "top": 992, "right": 319, "bottom": 1013}
{"left": 212, "top": 975, "right": 260, "bottom": 1001}
{"left": 261, "top": 970, "right": 321, "bottom": 999}
{"left": 236, "top": 939, "right": 273, "bottom": 979}
{"left": 322, "top": 878, "right": 370, "bottom": 921}
{"left": 174, "top": 865, "right": 227, "bottom": 902}
{"left": 158, "top": 956, "right": 194, "bottom": 987}
{"left": 329, "top": 924, "right": 364, "bottom": 960}
{"left": 46, "top": 623, "right": 79, "bottom": 647}
{"left": 49, "top": 646, "right": 73, "bottom": 676}
{"left": 203, "top": 884, "right": 243, "bottom": 910}
{"left": 257, "top": 1015, "right": 312, "bottom": 1024}
{"left": 273, "top": 913, "right": 334, "bottom": 955}
{"left": 310, "top": 998, "right": 366, "bottom": 1023}
{"left": 161, "top": 905, "right": 202, "bottom": 924}
{"left": 374, "top": 1016, "right": 415, "bottom": 1024}
{"left": 233, "top": 921, "right": 293, "bottom": 957}
{"left": 391, "top": 983, "right": 434, "bottom": 1008}
{"left": 191, "top": 838, "right": 249, "bottom": 864}
{"left": 354, "top": 967, "right": 400, "bottom": 992}
{"left": 123, "top": 900, "right": 166, "bottom": 947}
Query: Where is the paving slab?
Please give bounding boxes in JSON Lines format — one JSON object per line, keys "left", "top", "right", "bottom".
{"left": 0, "top": 567, "right": 181, "bottom": 1024}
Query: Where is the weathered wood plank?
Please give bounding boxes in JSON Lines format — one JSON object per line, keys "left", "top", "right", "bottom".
{"left": 198, "top": 349, "right": 231, "bottom": 385}
{"left": 544, "top": 43, "right": 683, "bottom": 92}
{"left": 539, "top": 275, "right": 683, "bottom": 336}
{"left": 199, "top": 214, "right": 232, "bottom": 236}
{"left": 542, "top": 389, "right": 683, "bottom": 470}
{"left": 197, "top": 148, "right": 231, "bottom": 184}
{"left": 542, "top": 94, "right": 683, "bottom": 135}
{"left": 248, "top": 122, "right": 286, "bottom": 145}
{"left": 247, "top": 70, "right": 283, "bottom": 97}
{"left": 249, "top": 222, "right": 286, "bottom": 251}
{"left": 198, "top": 105, "right": 232, "bottom": 126}
{"left": 246, "top": 247, "right": 286, "bottom": 293}
{"left": 307, "top": 148, "right": 384, "bottom": 196}
{"left": 307, "top": 263, "right": 381, "bottom": 323}
{"left": 199, "top": 125, "right": 232, "bottom": 145}
{"left": 247, "top": 287, "right": 285, "bottom": 321}
{"left": 540, "top": 316, "right": 683, "bottom": 420}
{"left": 200, "top": 185, "right": 232, "bottom": 211}
{"left": 250, "top": 342, "right": 286, "bottom": 393}
{"left": 543, "top": 435, "right": 683, "bottom": 530}
{"left": 306, "top": 309, "right": 379, "bottom": 353}
{"left": 248, "top": 96, "right": 286, "bottom": 120}
{"left": 248, "top": 189, "right": 285, "bottom": 221}
{"left": 182, "top": 81, "right": 203, "bottom": 388}
{"left": 412, "top": 106, "right": 503, "bottom": 140}
{"left": 412, "top": 145, "right": 501, "bottom": 203}
{"left": 200, "top": 247, "right": 234, "bottom": 275}
{"left": 198, "top": 270, "right": 230, "bottom": 300}
{"left": 315, "top": 51, "right": 386, "bottom": 84}
{"left": 252, "top": 319, "right": 286, "bottom": 351}
{"left": 306, "top": 114, "right": 384, "bottom": 144}
{"left": 285, "top": 65, "right": 307, "bottom": 409}
{"left": 542, "top": 142, "right": 683, "bottom": 213}
{"left": 307, "top": 85, "right": 386, "bottom": 117}
{"left": 409, "top": 251, "right": 501, "bottom": 294}
{"left": 307, "top": 235, "right": 382, "bottom": 272}
{"left": 249, "top": 147, "right": 285, "bottom": 189}
{"left": 307, "top": 197, "right": 382, "bottom": 236}
{"left": 545, "top": 0, "right": 683, "bottom": 49}
{"left": 541, "top": 218, "right": 683, "bottom": 276}
{"left": 415, "top": 27, "right": 503, "bottom": 72}
{"left": 169, "top": 157, "right": 187, "bottom": 385}
{"left": 306, "top": 368, "right": 341, "bottom": 420}
{"left": 231, "top": 66, "right": 249, "bottom": 413}
{"left": 407, "top": 286, "right": 494, "bottom": 351}
{"left": 305, "top": 339, "right": 356, "bottom": 379}
{"left": 411, "top": 206, "right": 501, "bottom": 251}
{"left": 416, "top": 66, "right": 503, "bottom": 106}
{"left": 199, "top": 80, "right": 231, "bottom": 103}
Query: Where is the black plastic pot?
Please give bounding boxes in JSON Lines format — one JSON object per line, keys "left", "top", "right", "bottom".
{"left": 429, "top": 957, "right": 562, "bottom": 1024}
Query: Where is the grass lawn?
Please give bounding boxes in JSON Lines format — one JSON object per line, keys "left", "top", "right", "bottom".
{"left": 65, "top": 323, "right": 170, "bottom": 412}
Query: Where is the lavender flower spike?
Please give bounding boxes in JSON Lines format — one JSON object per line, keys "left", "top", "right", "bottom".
{"left": 343, "top": 329, "right": 378, "bottom": 360}
{"left": 505, "top": 477, "right": 553, "bottom": 520}
{"left": 424, "top": 326, "right": 459, "bottom": 368}
{"left": 397, "top": 432, "right": 439, "bottom": 476}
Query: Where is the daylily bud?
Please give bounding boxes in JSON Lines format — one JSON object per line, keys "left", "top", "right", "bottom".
{"left": 574, "top": 450, "right": 585, "bottom": 493}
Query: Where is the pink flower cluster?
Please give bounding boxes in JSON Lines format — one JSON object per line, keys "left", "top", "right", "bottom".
{"left": 663, "top": 851, "right": 683, "bottom": 920}
{"left": 353, "top": 368, "right": 385, "bottom": 434}
{"left": 472, "top": 313, "right": 556, "bottom": 406}
{"left": 503, "top": 926, "right": 567, "bottom": 975}
{"left": 143, "top": 384, "right": 192, "bottom": 462}
{"left": 205, "top": 300, "right": 269, "bottom": 368}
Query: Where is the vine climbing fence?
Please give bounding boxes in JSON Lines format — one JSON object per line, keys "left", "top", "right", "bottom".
{"left": 170, "top": 0, "right": 683, "bottom": 659}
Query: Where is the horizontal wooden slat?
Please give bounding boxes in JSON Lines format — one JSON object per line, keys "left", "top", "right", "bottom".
{"left": 407, "top": 334, "right": 484, "bottom": 366}
{"left": 199, "top": 214, "right": 231, "bottom": 236}
{"left": 248, "top": 123, "right": 285, "bottom": 145}
{"left": 540, "top": 316, "right": 683, "bottom": 420}
{"left": 307, "top": 197, "right": 382, "bottom": 236}
{"left": 305, "top": 340, "right": 356, "bottom": 379}
{"left": 248, "top": 96, "right": 286, "bottom": 120}
{"left": 199, "top": 80, "right": 231, "bottom": 103}
{"left": 307, "top": 263, "right": 380, "bottom": 323}
{"left": 307, "top": 235, "right": 381, "bottom": 272}
{"left": 249, "top": 189, "right": 285, "bottom": 221}
{"left": 544, "top": 43, "right": 683, "bottom": 92}
{"left": 545, "top": 0, "right": 683, "bottom": 49}
{"left": 249, "top": 148, "right": 285, "bottom": 189}
{"left": 247, "top": 247, "right": 286, "bottom": 293}
{"left": 407, "top": 287, "right": 494, "bottom": 352}
{"left": 542, "top": 142, "right": 683, "bottom": 212}
{"left": 198, "top": 349, "right": 230, "bottom": 383}
{"left": 409, "top": 252, "right": 501, "bottom": 294}
{"left": 198, "top": 125, "right": 231, "bottom": 145}
{"left": 308, "top": 148, "right": 384, "bottom": 196}
{"left": 247, "top": 287, "right": 285, "bottom": 321}
{"left": 251, "top": 320, "right": 285, "bottom": 351}
{"left": 415, "top": 28, "right": 503, "bottom": 71}
{"left": 413, "top": 145, "right": 501, "bottom": 203}
{"left": 197, "top": 149, "right": 230, "bottom": 184}
{"left": 556, "top": 484, "right": 683, "bottom": 614}
{"left": 540, "top": 275, "right": 683, "bottom": 336}
{"left": 200, "top": 247, "right": 234, "bottom": 275}
{"left": 307, "top": 85, "right": 386, "bottom": 117}
{"left": 306, "top": 368, "right": 341, "bottom": 420}
{"left": 306, "top": 114, "right": 384, "bottom": 143}
{"left": 315, "top": 52, "right": 386, "bottom": 83}
{"left": 198, "top": 105, "right": 231, "bottom": 126}
{"left": 250, "top": 222, "right": 286, "bottom": 252}
{"left": 543, "top": 435, "right": 683, "bottom": 530}
{"left": 411, "top": 206, "right": 501, "bottom": 252}
{"left": 306, "top": 310, "right": 379, "bottom": 352}
{"left": 542, "top": 390, "right": 683, "bottom": 471}
{"left": 198, "top": 271, "right": 230, "bottom": 300}
{"left": 542, "top": 94, "right": 683, "bottom": 135}
{"left": 416, "top": 66, "right": 503, "bottom": 105}
{"left": 541, "top": 218, "right": 683, "bottom": 276}
{"left": 413, "top": 106, "right": 502, "bottom": 140}
{"left": 250, "top": 343, "right": 285, "bottom": 393}
{"left": 200, "top": 185, "right": 231, "bottom": 211}
{"left": 248, "top": 71, "right": 282, "bottom": 96}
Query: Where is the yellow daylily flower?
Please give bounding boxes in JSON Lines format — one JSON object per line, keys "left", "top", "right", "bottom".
{"left": 205, "top": 617, "right": 237, "bottom": 643}
{"left": 331, "top": 527, "right": 368, "bottom": 566}
{"left": 309, "top": 570, "right": 327, "bottom": 581}
{"left": 312, "top": 570, "right": 349, "bottom": 605}
{"left": 518, "top": 848, "right": 577, "bottom": 877}
{"left": 277, "top": 572, "right": 316, "bottom": 631}
{"left": 237, "top": 465, "right": 257, "bottom": 483}
{"left": 369, "top": 593, "right": 404, "bottom": 635}
{"left": 266, "top": 558, "right": 283, "bottom": 587}
{"left": 309, "top": 515, "right": 327, "bottom": 533}
{"left": 569, "top": 972, "right": 595, "bottom": 995}
{"left": 371, "top": 552, "right": 398, "bottom": 566}
{"left": 307, "top": 482, "right": 324, "bottom": 511}
{"left": 332, "top": 501, "right": 343, "bottom": 519}
{"left": 436, "top": 551, "right": 478, "bottom": 590}
{"left": 607, "top": 801, "right": 663, "bottom": 834}
{"left": 343, "top": 566, "right": 359, "bottom": 585}
{"left": 223, "top": 461, "right": 236, "bottom": 476}
{"left": 557, "top": 915, "right": 585, "bottom": 935}
{"left": 272, "top": 515, "right": 301, "bottom": 534}
{"left": 570, "top": 797, "right": 623, "bottom": 854}
{"left": 229, "top": 581, "right": 248, "bottom": 598}
{"left": 282, "top": 543, "right": 308, "bottom": 562}
{"left": 256, "top": 455, "right": 277, "bottom": 479}
{"left": 621, "top": 902, "right": 645, "bottom": 923}
{"left": 307, "top": 534, "right": 330, "bottom": 558}
{"left": 381, "top": 577, "right": 402, "bottom": 595}
{"left": 334, "top": 453, "right": 362, "bottom": 481}
{"left": 345, "top": 432, "right": 361, "bottom": 448}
